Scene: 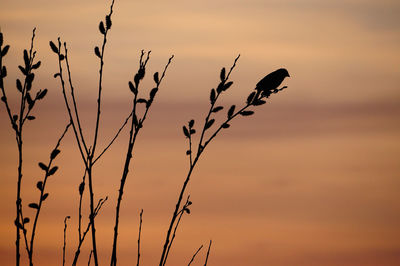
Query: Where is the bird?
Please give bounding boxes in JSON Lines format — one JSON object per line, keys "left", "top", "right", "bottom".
{"left": 254, "top": 68, "right": 290, "bottom": 99}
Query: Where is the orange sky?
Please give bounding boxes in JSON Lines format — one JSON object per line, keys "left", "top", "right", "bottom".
{"left": 1, "top": 0, "right": 400, "bottom": 265}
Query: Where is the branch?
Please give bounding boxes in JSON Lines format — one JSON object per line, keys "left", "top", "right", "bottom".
{"left": 187, "top": 245, "right": 203, "bottom": 266}
{"left": 53, "top": 38, "right": 88, "bottom": 167}
{"left": 204, "top": 240, "right": 212, "bottom": 266}
{"left": 159, "top": 56, "right": 240, "bottom": 266}
{"left": 88, "top": 250, "right": 93, "bottom": 266}
{"left": 137, "top": 209, "right": 143, "bottom": 266}
{"left": 110, "top": 53, "right": 173, "bottom": 266}
{"left": 72, "top": 197, "right": 108, "bottom": 266}
{"left": 64, "top": 43, "right": 89, "bottom": 155}
{"left": 78, "top": 169, "right": 87, "bottom": 242}
{"left": 29, "top": 122, "right": 71, "bottom": 264}
{"left": 93, "top": 110, "right": 133, "bottom": 164}
{"left": 63, "top": 216, "right": 71, "bottom": 266}
{"left": 163, "top": 196, "right": 192, "bottom": 266}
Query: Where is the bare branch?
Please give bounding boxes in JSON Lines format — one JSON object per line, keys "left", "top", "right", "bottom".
{"left": 137, "top": 209, "right": 143, "bottom": 266}
{"left": 204, "top": 240, "right": 212, "bottom": 266}
{"left": 63, "top": 216, "right": 71, "bottom": 266}
{"left": 187, "top": 245, "right": 203, "bottom": 266}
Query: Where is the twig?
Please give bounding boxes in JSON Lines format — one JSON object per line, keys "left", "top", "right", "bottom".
{"left": 64, "top": 44, "right": 89, "bottom": 155}
{"left": 18, "top": 207, "right": 30, "bottom": 259}
{"left": 187, "top": 245, "right": 203, "bottom": 266}
{"left": 63, "top": 216, "right": 71, "bottom": 266}
{"left": 54, "top": 38, "right": 88, "bottom": 167}
{"left": 159, "top": 56, "right": 240, "bottom": 266}
{"left": 88, "top": 250, "right": 93, "bottom": 266}
{"left": 93, "top": 110, "right": 133, "bottom": 164}
{"left": 29, "top": 122, "right": 71, "bottom": 264}
{"left": 72, "top": 197, "right": 108, "bottom": 266}
{"left": 196, "top": 54, "right": 240, "bottom": 157}
{"left": 0, "top": 28, "right": 48, "bottom": 266}
{"left": 52, "top": 1, "right": 117, "bottom": 264}
{"left": 137, "top": 209, "right": 143, "bottom": 266}
{"left": 110, "top": 53, "right": 173, "bottom": 266}
{"left": 204, "top": 240, "right": 212, "bottom": 266}
{"left": 78, "top": 169, "right": 87, "bottom": 243}
{"left": 159, "top": 55, "right": 286, "bottom": 265}
{"left": 163, "top": 196, "right": 191, "bottom": 266}
{"left": 87, "top": 2, "right": 116, "bottom": 263}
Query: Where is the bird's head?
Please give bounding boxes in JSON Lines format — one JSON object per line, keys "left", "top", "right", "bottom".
{"left": 279, "top": 68, "right": 290, "bottom": 77}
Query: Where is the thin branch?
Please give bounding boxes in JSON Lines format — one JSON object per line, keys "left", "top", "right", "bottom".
{"left": 204, "top": 240, "right": 212, "bottom": 266}
{"left": 225, "top": 54, "right": 240, "bottom": 80}
{"left": 137, "top": 209, "right": 143, "bottom": 266}
{"left": 63, "top": 216, "right": 70, "bottom": 266}
{"left": 159, "top": 55, "right": 174, "bottom": 83}
{"left": 72, "top": 197, "right": 108, "bottom": 266}
{"left": 187, "top": 122, "right": 193, "bottom": 167}
{"left": 187, "top": 245, "right": 203, "bottom": 266}
{"left": 78, "top": 169, "right": 87, "bottom": 242}
{"left": 0, "top": 42, "right": 20, "bottom": 264}
{"left": 87, "top": 2, "right": 116, "bottom": 263}
{"left": 64, "top": 43, "right": 89, "bottom": 155}
{"left": 93, "top": 110, "right": 133, "bottom": 164}
{"left": 203, "top": 85, "right": 286, "bottom": 150}
{"left": 29, "top": 122, "right": 71, "bottom": 264}
{"left": 159, "top": 138, "right": 199, "bottom": 265}
{"left": 203, "top": 104, "right": 250, "bottom": 149}
{"left": 88, "top": 250, "right": 93, "bottom": 266}
{"left": 0, "top": 41, "right": 15, "bottom": 130}
{"left": 55, "top": 39, "right": 88, "bottom": 167}
{"left": 163, "top": 196, "right": 191, "bottom": 266}
{"left": 18, "top": 208, "right": 31, "bottom": 258}
{"left": 159, "top": 56, "right": 240, "bottom": 266}
{"left": 110, "top": 50, "right": 147, "bottom": 266}
{"left": 91, "top": 0, "right": 116, "bottom": 158}
{"left": 196, "top": 54, "right": 240, "bottom": 157}
{"left": 110, "top": 53, "right": 173, "bottom": 266}
{"left": 0, "top": 28, "right": 44, "bottom": 266}
{"left": 17, "top": 29, "right": 37, "bottom": 266}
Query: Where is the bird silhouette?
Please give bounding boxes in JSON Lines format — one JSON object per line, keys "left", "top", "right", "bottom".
{"left": 254, "top": 68, "right": 290, "bottom": 99}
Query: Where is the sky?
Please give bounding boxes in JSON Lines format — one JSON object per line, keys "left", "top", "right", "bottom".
{"left": 0, "top": 0, "right": 400, "bottom": 265}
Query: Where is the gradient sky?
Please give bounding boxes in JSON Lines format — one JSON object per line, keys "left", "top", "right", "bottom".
{"left": 1, "top": 0, "right": 400, "bottom": 265}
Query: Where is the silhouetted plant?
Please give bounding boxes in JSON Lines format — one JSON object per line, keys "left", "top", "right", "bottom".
{"left": 2, "top": 0, "right": 291, "bottom": 264}
{"left": 204, "top": 240, "right": 212, "bottom": 266}
{"left": 49, "top": 0, "right": 174, "bottom": 264}
{"left": 187, "top": 244, "right": 203, "bottom": 266}
{"left": 50, "top": 1, "right": 118, "bottom": 264}
{"left": 136, "top": 209, "right": 143, "bottom": 266}
{"left": 0, "top": 28, "right": 71, "bottom": 266}
{"left": 25, "top": 123, "right": 71, "bottom": 266}
{"left": 72, "top": 196, "right": 108, "bottom": 265}
{"left": 159, "top": 55, "right": 288, "bottom": 265}
{"left": 63, "top": 215, "right": 70, "bottom": 266}
{"left": 110, "top": 50, "right": 173, "bottom": 266}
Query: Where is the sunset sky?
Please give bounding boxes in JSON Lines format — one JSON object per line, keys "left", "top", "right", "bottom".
{"left": 1, "top": 0, "right": 399, "bottom": 265}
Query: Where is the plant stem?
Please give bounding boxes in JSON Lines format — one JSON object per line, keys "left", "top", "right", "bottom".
{"left": 110, "top": 53, "right": 173, "bottom": 266}
{"left": 63, "top": 216, "right": 70, "bottom": 266}
{"left": 204, "top": 240, "right": 212, "bottom": 266}
{"left": 187, "top": 245, "right": 203, "bottom": 266}
{"left": 137, "top": 209, "right": 143, "bottom": 266}
{"left": 29, "top": 123, "right": 71, "bottom": 265}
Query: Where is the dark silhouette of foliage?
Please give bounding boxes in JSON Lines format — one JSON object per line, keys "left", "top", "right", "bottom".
{"left": 1, "top": 0, "right": 290, "bottom": 265}
{"left": 0, "top": 28, "right": 70, "bottom": 266}
{"left": 159, "top": 54, "right": 289, "bottom": 265}
{"left": 110, "top": 50, "right": 173, "bottom": 266}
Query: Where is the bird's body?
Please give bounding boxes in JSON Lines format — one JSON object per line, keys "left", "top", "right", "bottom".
{"left": 255, "top": 68, "right": 290, "bottom": 97}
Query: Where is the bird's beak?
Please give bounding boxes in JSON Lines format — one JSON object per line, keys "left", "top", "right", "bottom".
{"left": 287, "top": 73, "right": 290, "bottom": 77}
